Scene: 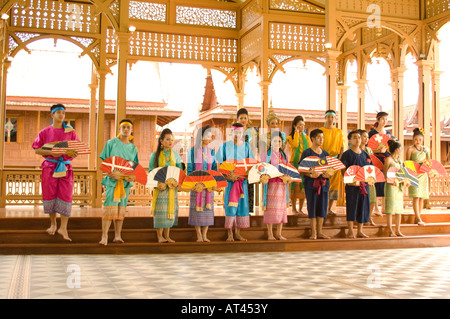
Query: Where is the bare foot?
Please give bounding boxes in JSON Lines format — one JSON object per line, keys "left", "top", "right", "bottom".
{"left": 235, "top": 235, "right": 247, "bottom": 241}
{"left": 46, "top": 225, "right": 57, "bottom": 235}
{"left": 202, "top": 237, "right": 210, "bottom": 242}
{"left": 318, "top": 233, "right": 330, "bottom": 239}
{"left": 347, "top": 232, "right": 355, "bottom": 239}
{"left": 165, "top": 237, "right": 175, "bottom": 243}
{"left": 158, "top": 237, "right": 168, "bottom": 243}
{"left": 388, "top": 231, "right": 397, "bottom": 237}
{"left": 396, "top": 231, "right": 405, "bottom": 237}
{"left": 268, "top": 236, "right": 276, "bottom": 241}
{"left": 113, "top": 237, "right": 124, "bottom": 243}
{"left": 276, "top": 235, "right": 287, "bottom": 241}
{"left": 99, "top": 236, "right": 108, "bottom": 246}
{"left": 57, "top": 229, "right": 72, "bottom": 242}
{"left": 357, "top": 232, "right": 369, "bottom": 238}
{"left": 196, "top": 238, "right": 204, "bottom": 242}
{"left": 328, "top": 210, "right": 337, "bottom": 216}
{"left": 309, "top": 232, "right": 317, "bottom": 240}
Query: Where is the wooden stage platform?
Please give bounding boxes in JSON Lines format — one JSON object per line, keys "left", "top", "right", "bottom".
{"left": 1, "top": 205, "right": 450, "bottom": 254}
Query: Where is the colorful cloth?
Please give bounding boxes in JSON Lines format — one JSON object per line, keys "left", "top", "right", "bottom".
{"left": 300, "top": 148, "right": 330, "bottom": 219}
{"left": 408, "top": 147, "right": 430, "bottom": 199}
{"left": 384, "top": 160, "right": 404, "bottom": 215}
{"left": 368, "top": 129, "right": 395, "bottom": 197}
{"left": 99, "top": 138, "right": 139, "bottom": 220}
{"left": 187, "top": 146, "right": 217, "bottom": 226}
{"left": 260, "top": 149, "right": 289, "bottom": 211}
{"left": 149, "top": 149, "right": 183, "bottom": 226}
{"left": 363, "top": 147, "right": 377, "bottom": 205}
{"left": 216, "top": 140, "right": 254, "bottom": 228}
{"left": 286, "top": 131, "right": 310, "bottom": 194}
{"left": 340, "top": 149, "right": 372, "bottom": 223}
{"left": 32, "top": 126, "right": 79, "bottom": 217}
{"left": 320, "top": 126, "right": 345, "bottom": 199}
{"left": 264, "top": 182, "right": 288, "bottom": 224}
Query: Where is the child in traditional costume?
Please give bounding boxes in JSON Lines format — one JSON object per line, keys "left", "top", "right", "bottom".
{"left": 286, "top": 115, "right": 310, "bottom": 216}
{"left": 32, "top": 104, "right": 79, "bottom": 241}
{"left": 216, "top": 123, "right": 254, "bottom": 241}
{"left": 99, "top": 119, "right": 138, "bottom": 246}
{"left": 299, "top": 129, "right": 332, "bottom": 240}
{"left": 406, "top": 128, "right": 430, "bottom": 225}
{"left": 320, "top": 110, "right": 345, "bottom": 216}
{"left": 384, "top": 139, "right": 408, "bottom": 237}
{"left": 264, "top": 107, "right": 286, "bottom": 151}
{"left": 341, "top": 131, "right": 373, "bottom": 238}
{"left": 236, "top": 108, "right": 258, "bottom": 213}
{"left": 149, "top": 128, "right": 183, "bottom": 243}
{"left": 369, "top": 112, "right": 396, "bottom": 215}
{"left": 187, "top": 125, "right": 218, "bottom": 242}
{"left": 358, "top": 129, "right": 378, "bottom": 225}
{"left": 260, "top": 132, "right": 291, "bottom": 240}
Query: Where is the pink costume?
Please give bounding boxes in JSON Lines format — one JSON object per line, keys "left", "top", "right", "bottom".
{"left": 32, "top": 126, "right": 79, "bottom": 217}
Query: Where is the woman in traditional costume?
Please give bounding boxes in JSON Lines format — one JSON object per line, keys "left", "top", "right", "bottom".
{"left": 368, "top": 112, "right": 396, "bottom": 215}
{"left": 406, "top": 128, "right": 430, "bottom": 225}
{"left": 99, "top": 119, "right": 138, "bottom": 245}
{"left": 384, "top": 139, "right": 409, "bottom": 237}
{"left": 32, "top": 104, "right": 79, "bottom": 242}
{"left": 149, "top": 128, "right": 183, "bottom": 243}
{"left": 187, "top": 125, "right": 218, "bottom": 242}
{"left": 286, "top": 116, "right": 310, "bottom": 216}
{"left": 261, "top": 132, "right": 291, "bottom": 240}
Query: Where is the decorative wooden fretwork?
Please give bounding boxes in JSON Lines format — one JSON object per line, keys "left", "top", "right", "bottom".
{"left": 175, "top": 5, "right": 236, "bottom": 29}
{"left": 241, "top": 24, "right": 262, "bottom": 64}
{"left": 269, "top": 22, "right": 326, "bottom": 53}
{"left": 241, "top": 0, "right": 261, "bottom": 30}
{"left": 10, "top": 0, "right": 100, "bottom": 34}
{"left": 269, "top": 0, "right": 325, "bottom": 14}
{"left": 129, "top": 1, "right": 166, "bottom": 22}
{"left": 336, "top": 0, "right": 420, "bottom": 20}
{"left": 124, "top": 30, "right": 238, "bottom": 63}
{"left": 425, "top": 0, "right": 450, "bottom": 19}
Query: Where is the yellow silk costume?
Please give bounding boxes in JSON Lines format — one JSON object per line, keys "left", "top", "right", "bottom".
{"left": 320, "top": 126, "right": 345, "bottom": 200}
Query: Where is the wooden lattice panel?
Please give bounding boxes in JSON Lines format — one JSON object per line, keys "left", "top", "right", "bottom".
{"left": 175, "top": 5, "right": 236, "bottom": 29}
{"left": 269, "top": 0, "right": 325, "bottom": 14}
{"left": 241, "top": 0, "right": 261, "bottom": 29}
{"left": 10, "top": 0, "right": 99, "bottom": 34}
{"left": 241, "top": 24, "right": 262, "bottom": 63}
{"left": 108, "top": 29, "right": 238, "bottom": 63}
{"left": 336, "top": 0, "right": 420, "bottom": 19}
{"left": 269, "top": 22, "right": 326, "bottom": 53}
{"left": 425, "top": 0, "right": 450, "bottom": 18}
{"left": 129, "top": 1, "right": 166, "bottom": 22}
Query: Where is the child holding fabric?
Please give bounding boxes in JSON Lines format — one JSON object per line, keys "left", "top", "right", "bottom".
{"left": 260, "top": 132, "right": 291, "bottom": 241}
{"left": 99, "top": 119, "right": 138, "bottom": 246}
{"left": 216, "top": 123, "right": 254, "bottom": 242}
{"left": 187, "top": 125, "right": 218, "bottom": 242}
{"left": 32, "top": 104, "right": 79, "bottom": 242}
{"left": 406, "top": 128, "right": 430, "bottom": 225}
{"left": 149, "top": 128, "right": 183, "bottom": 243}
{"left": 286, "top": 116, "right": 310, "bottom": 216}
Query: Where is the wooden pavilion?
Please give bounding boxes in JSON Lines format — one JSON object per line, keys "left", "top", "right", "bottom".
{"left": 0, "top": 0, "right": 449, "bottom": 254}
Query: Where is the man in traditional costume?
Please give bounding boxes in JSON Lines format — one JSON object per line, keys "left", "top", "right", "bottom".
{"left": 320, "top": 110, "right": 345, "bottom": 216}
{"left": 99, "top": 119, "right": 138, "bottom": 245}
{"left": 32, "top": 104, "right": 79, "bottom": 241}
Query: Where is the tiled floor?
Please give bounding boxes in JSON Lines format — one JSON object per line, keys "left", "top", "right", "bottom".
{"left": 1, "top": 247, "right": 449, "bottom": 299}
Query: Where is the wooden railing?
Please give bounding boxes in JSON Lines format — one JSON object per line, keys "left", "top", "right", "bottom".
{"left": 1, "top": 167, "right": 448, "bottom": 209}
{"left": 0, "top": 168, "right": 224, "bottom": 208}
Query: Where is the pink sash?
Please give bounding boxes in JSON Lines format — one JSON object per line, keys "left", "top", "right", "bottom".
{"left": 228, "top": 178, "right": 245, "bottom": 207}
{"left": 196, "top": 146, "right": 212, "bottom": 211}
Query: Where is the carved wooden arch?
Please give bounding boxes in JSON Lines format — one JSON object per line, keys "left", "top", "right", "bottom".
{"left": 426, "top": 18, "right": 450, "bottom": 61}
{"left": 268, "top": 55, "right": 326, "bottom": 82}
{"left": 239, "top": 60, "right": 260, "bottom": 96}
{"left": 8, "top": 34, "right": 100, "bottom": 70}
{"left": 208, "top": 65, "right": 239, "bottom": 94}
{"left": 337, "top": 21, "right": 419, "bottom": 59}
{"left": 340, "top": 53, "right": 357, "bottom": 84}
{"left": 0, "top": 0, "right": 119, "bottom": 31}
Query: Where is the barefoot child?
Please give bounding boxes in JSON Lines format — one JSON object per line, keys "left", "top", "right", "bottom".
{"left": 384, "top": 139, "right": 409, "bottom": 237}
{"left": 261, "top": 132, "right": 291, "bottom": 241}
{"left": 340, "top": 131, "right": 372, "bottom": 238}
{"left": 149, "top": 128, "right": 183, "bottom": 243}
{"left": 32, "top": 104, "right": 79, "bottom": 241}
{"left": 216, "top": 123, "right": 255, "bottom": 242}
{"left": 406, "top": 128, "right": 430, "bottom": 225}
{"left": 299, "top": 129, "right": 332, "bottom": 240}
{"left": 99, "top": 119, "right": 138, "bottom": 245}
{"left": 187, "top": 125, "right": 218, "bottom": 242}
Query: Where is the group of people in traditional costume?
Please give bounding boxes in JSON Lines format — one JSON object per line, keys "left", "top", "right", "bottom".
{"left": 32, "top": 104, "right": 433, "bottom": 244}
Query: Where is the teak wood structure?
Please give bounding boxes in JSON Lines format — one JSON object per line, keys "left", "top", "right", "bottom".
{"left": 0, "top": 0, "right": 449, "bottom": 209}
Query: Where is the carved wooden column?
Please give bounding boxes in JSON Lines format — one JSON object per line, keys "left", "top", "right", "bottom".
{"left": 337, "top": 85, "right": 350, "bottom": 135}
{"left": 431, "top": 68, "right": 443, "bottom": 161}
{"left": 325, "top": 50, "right": 340, "bottom": 111}
{"left": 390, "top": 66, "right": 406, "bottom": 144}
{"left": 115, "top": 31, "right": 130, "bottom": 131}
{"left": 0, "top": 58, "right": 11, "bottom": 170}
{"left": 236, "top": 92, "right": 245, "bottom": 110}
{"left": 88, "top": 65, "right": 98, "bottom": 170}
{"left": 415, "top": 60, "right": 434, "bottom": 150}
{"left": 354, "top": 79, "right": 367, "bottom": 130}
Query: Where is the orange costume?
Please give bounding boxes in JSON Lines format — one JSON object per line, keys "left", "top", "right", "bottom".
{"left": 320, "top": 126, "right": 345, "bottom": 200}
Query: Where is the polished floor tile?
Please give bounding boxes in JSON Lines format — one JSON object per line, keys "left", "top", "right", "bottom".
{"left": 1, "top": 246, "right": 450, "bottom": 299}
